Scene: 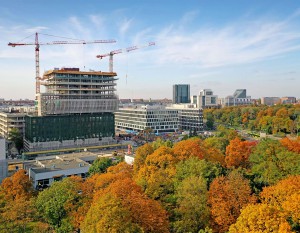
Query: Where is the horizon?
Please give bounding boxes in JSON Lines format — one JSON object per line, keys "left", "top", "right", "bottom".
{"left": 1, "top": 0, "right": 300, "bottom": 100}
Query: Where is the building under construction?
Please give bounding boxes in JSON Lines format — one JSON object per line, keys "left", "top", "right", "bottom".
{"left": 24, "top": 68, "right": 118, "bottom": 152}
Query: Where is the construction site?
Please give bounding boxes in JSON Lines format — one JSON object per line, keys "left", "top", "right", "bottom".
{"left": 7, "top": 33, "right": 154, "bottom": 153}
{"left": 25, "top": 67, "right": 118, "bottom": 152}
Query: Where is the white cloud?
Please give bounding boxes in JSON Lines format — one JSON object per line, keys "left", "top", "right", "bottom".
{"left": 118, "top": 18, "right": 133, "bottom": 36}
{"left": 25, "top": 26, "right": 48, "bottom": 34}
{"left": 153, "top": 11, "right": 300, "bottom": 68}
{"left": 89, "top": 14, "right": 105, "bottom": 29}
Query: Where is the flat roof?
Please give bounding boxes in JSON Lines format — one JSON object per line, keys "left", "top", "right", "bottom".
{"left": 43, "top": 69, "right": 117, "bottom": 76}
{"left": 27, "top": 153, "right": 92, "bottom": 174}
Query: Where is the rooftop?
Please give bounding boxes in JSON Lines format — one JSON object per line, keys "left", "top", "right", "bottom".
{"left": 43, "top": 68, "right": 117, "bottom": 77}
{"left": 26, "top": 152, "right": 100, "bottom": 174}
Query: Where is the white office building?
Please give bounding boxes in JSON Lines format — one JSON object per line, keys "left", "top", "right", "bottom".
{"left": 168, "top": 104, "right": 204, "bottom": 132}
{"left": 115, "top": 105, "right": 178, "bottom": 134}
{"left": 191, "top": 89, "right": 218, "bottom": 109}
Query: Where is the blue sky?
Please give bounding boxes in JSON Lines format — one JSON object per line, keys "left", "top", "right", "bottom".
{"left": 0, "top": 0, "right": 300, "bottom": 100}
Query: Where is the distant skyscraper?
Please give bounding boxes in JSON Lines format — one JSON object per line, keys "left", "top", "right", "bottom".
{"left": 173, "top": 84, "right": 190, "bottom": 104}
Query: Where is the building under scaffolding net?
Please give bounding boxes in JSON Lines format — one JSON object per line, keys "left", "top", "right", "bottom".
{"left": 24, "top": 68, "right": 118, "bottom": 152}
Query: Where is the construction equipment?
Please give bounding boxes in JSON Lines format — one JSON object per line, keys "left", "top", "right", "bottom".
{"left": 8, "top": 32, "right": 116, "bottom": 96}
{"left": 96, "top": 42, "right": 155, "bottom": 72}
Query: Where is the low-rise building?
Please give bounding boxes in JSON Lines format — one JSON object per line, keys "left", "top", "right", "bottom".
{"left": 24, "top": 152, "right": 101, "bottom": 189}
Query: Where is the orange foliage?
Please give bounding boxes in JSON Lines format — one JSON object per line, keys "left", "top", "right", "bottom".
{"left": 85, "top": 176, "right": 169, "bottom": 232}
{"left": 1, "top": 169, "right": 34, "bottom": 201}
{"left": 203, "top": 147, "right": 225, "bottom": 166}
{"left": 225, "top": 137, "right": 257, "bottom": 168}
{"left": 134, "top": 146, "right": 177, "bottom": 199}
{"left": 280, "top": 137, "right": 300, "bottom": 154}
{"left": 260, "top": 175, "right": 300, "bottom": 227}
{"left": 133, "top": 143, "right": 154, "bottom": 174}
{"left": 71, "top": 163, "right": 133, "bottom": 228}
{"left": 208, "top": 171, "right": 256, "bottom": 233}
{"left": 173, "top": 138, "right": 206, "bottom": 160}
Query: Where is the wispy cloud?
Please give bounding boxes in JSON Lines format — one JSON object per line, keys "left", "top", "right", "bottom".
{"left": 89, "top": 14, "right": 105, "bottom": 29}
{"left": 154, "top": 10, "right": 300, "bottom": 68}
{"left": 25, "top": 26, "right": 48, "bottom": 34}
{"left": 118, "top": 18, "right": 133, "bottom": 36}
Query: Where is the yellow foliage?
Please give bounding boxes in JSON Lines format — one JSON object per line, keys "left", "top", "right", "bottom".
{"left": 229, "top": 204, "right": 293, "bottom": 233}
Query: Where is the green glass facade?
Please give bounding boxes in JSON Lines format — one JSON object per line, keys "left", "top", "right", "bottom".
{"left": 25, "top": 113, "right": 115, "bottom": 143}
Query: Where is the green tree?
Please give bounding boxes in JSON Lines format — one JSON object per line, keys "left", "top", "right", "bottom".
{"left": 8, "top": 128, "right": 23, "bottom": 154}
{"left": 173, "top": 176, "right": 210, "bottom": 233}
{"left": 88, "top": 157, "right": 113, "bottom": 176}
{"left": 249, "top": 139, "right": 300, "bottom": 186}
{"left": 204, "top": 137, "right": 229, "bottom": 154}
{"left": 152, "top": 138, "right": 173, "bottom": 150}
{"left": 206, "top": 113, "right": 214, "bottom": 130}
{"left": 35, "top": 177, "right": 82, "bottom": 232}
{"left": 175, "top": 157, "right": 223, "bottom": 188}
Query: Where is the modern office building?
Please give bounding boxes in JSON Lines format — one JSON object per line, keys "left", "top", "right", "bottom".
{"left": 115, "top": 105, "right": 178, "bottom": 134}
{"left": 191, "top": 89, "right": 218, "bottom": 109}
{"left": 221, "top": 89, "right": 253, "bottom": 107}
{"left": 173, "top": 84, "right": 190, "bottom": 104}
{"left": 261, "top": 97, "right": 281, "bottom": 106}
{"left": 0, "top": 112, "right": 25, "bottom": 138}
{"left": 169, "top": 104, "right": 204, "bottom": 132}
{"left": 24, "top": 68, "right": 118, "bottom": 152}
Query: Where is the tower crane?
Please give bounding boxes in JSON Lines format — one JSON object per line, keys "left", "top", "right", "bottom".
{"left": 8, "top": 32, "right": 116, "bottom": 97}
{"left": 96, "top": 42, "right": 155, "bottom": 72}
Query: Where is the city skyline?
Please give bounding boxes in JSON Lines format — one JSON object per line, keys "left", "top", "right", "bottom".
{"left": 1, "top": 0, "right": 300, "bottom": 100}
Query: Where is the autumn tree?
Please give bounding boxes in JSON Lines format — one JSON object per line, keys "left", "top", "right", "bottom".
{"left": 134, "top": 146, "right": 177, "bottom": 201}
{"left": 229, "top": 204, "right": 293, "bottom": 233}
{"left": 0, "top": 170, "right": 48, "bottom": 232}
{"left": 259, "top": 175, "right": 300, "bottom": 230}
{"left": 173, "top": 138, "right": 206, "bottom": 160}
{"left": 1, "top": 169, "right": 34, "bottom": 201}
{"left": 83, "top": 177, "right": 169, "bottom": 233}
{"left": 133, "top": 143, "right": 154, "bottom": 175}
{"left": 249, "top": 139, "right": 300, "bottom": 186}
{"left": 208, "top": 171, "right": 256, "bottom": 233}
{"left": 280, "top": 137, "right": 300, "bottom": 154}
{"left": 225, "top": 137, "right": 256, "bottom": 169}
